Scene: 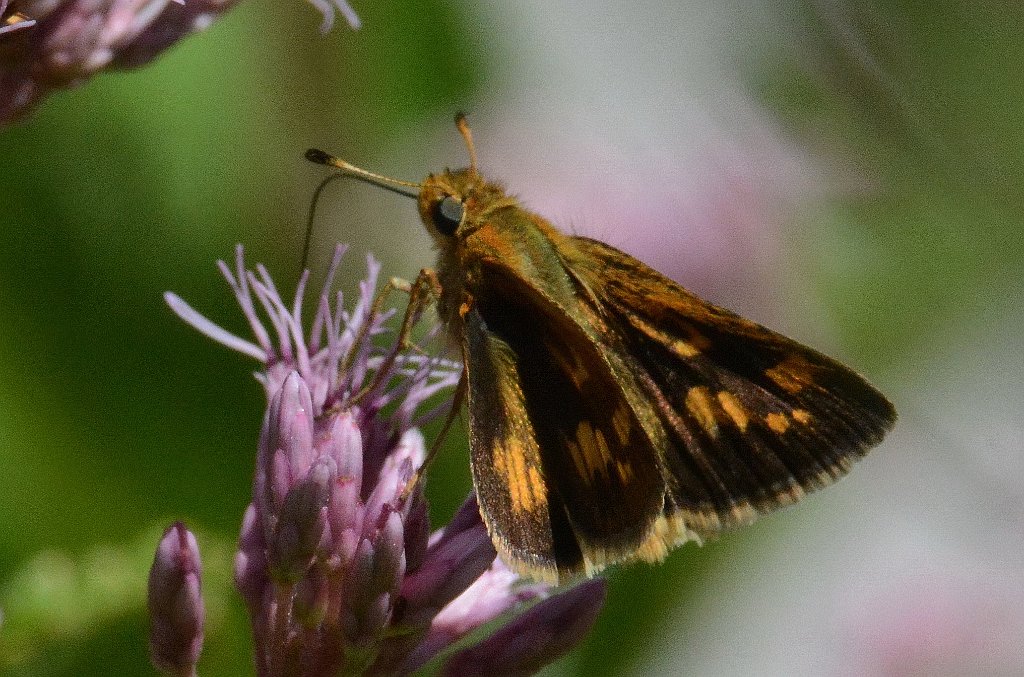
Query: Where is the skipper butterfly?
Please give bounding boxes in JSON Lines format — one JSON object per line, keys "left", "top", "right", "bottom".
{"left": 306, "top": 115, "right": 896, "bottom": 583}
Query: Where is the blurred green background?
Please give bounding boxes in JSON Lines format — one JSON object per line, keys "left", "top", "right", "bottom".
{"left": 2, "top": 1, "right": 1023, "bottom": 675}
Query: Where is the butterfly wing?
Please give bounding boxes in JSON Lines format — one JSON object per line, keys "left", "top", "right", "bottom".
{"left": 461, "top": 259, "right": 670, "bottom": 582}
{"left": 563, "top": 236, "right": 897, "bottom": 540}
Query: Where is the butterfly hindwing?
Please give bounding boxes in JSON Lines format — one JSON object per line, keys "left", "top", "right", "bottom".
{"left": 564, "top": 236, "right": 897, "bottom": 535}
{"left": 461, "top": 306, "right": 579, "bottom": 581}
{"left": 463, "top": 261, "right": 667, "bottom": 580}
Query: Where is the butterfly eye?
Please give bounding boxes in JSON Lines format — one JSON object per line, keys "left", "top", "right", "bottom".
{"left": 432, "top": 195, "right": 465, "bottom": 235}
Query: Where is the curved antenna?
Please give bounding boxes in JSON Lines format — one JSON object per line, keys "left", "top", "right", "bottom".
{"left": 302, "top": 148, "right": 422, "bottom": 273}
{"left": 301, "top": 172, "right": 348, "bottom": 273}
{"left": 455, "top": 112, "right": 478, "bottom": 174}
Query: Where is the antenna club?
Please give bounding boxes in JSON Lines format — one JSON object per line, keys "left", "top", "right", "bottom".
{"left": 305, "top": 148, "right": 336, "bottom": 166}
{"left": 454, "top": 113, "right": 478, "bottom": 173}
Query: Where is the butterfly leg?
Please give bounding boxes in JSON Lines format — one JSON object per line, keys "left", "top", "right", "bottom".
{"left": 349, "top": 268, "right": 443, "bottom": 404}
{"left": 333, "top": 275, "right": 403, "bottom": 386}
{"left": 401, "top": 367, "right": 468, "bottom": 500}
{"left": 392, "top": 268, "right": 444, "bottom": 353}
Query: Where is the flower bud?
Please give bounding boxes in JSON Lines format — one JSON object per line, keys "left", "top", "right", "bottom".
{"left": 441, "top": 579, "right": 608, "bottom": 677}
{"left": 148, "top": 523, "right": 204, "bottom": 677}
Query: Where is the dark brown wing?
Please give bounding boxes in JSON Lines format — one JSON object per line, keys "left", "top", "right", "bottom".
{"left": 564, "top": 236, "right": 897, "bottom": 537}
{"left": 462, "top": 262, "right": 668, "bottom": 582}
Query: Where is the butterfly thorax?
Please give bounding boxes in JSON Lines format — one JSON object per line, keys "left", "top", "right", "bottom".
{"left": 417, "top": 168, "right": 576, "bottom": 338}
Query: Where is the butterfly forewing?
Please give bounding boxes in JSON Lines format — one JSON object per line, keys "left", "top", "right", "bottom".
{"left": 564, "top": 236, "right": 897, "bottom": 533}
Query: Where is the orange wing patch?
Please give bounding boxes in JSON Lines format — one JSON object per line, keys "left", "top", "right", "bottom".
{"left": 620, "top": 312, "right": 711, "bottom": 359}
{"left": 683, "top": 387, "right": 756, "bottom": 436}
{"left": 792, "top": 408, "right": 812, "bottom": 425}
{"left": 565, "top": 421, "right": 613, "bottom": 481}
{"left": 610, "top": 405, "right": 632, "bottom": 445}
{"left": 765, "top": 412, "right": 790, "bottom": 434}
{"left": 716, "top": 391, "right": 750, "bottom": 432}
{"left": 765, "top": 355, "right": 820, "bottom": 394}
{"left": 493, "top": 437, "right": 548, "bottom": 516}
{"left": 685, "top": 386, "right": 718, "bottom": 436}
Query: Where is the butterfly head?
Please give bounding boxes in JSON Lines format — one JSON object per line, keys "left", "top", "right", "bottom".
{"left": 417, "top": 168, "right": 513, "bottom": 244}
{"left": 305, "top": 114, "right": 516, "bottom": 253}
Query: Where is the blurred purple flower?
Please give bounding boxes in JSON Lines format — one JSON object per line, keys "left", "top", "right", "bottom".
{"left": 0, "top": 0, "right": 358, "bottom": 124}
{"left": 1, "top": 0, "right": 35, "bottom": 36}
{"left": 148, "top": 522, "right": 204, "bottom": 677}
{"left": 307, "top": 0, "right": 359, "bottom": 32}
{"left": 159, "top": 245, "right": 607, "bottom": 675}
{"left": 440, "top": 578, "right": 607, "bottom": 677}
{"left": 483, "top": 110, "right": 822, "bottom": 321}
{"left": 841, "top": 572, "right": 1024, "bottom": 677}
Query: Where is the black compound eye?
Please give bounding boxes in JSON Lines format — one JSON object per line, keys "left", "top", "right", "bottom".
{"left": 432, "top": 195, "right": 464, "bottom": 235}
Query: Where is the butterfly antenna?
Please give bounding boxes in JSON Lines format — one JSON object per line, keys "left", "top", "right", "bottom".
{"left": 303, "top": 148, "right": 423, "bottom": 272}
{"left": 305, "top": 148, "right": 422, "bottom": 196}
{"left": 301, "top": 172, "right": 347, "bottom": 273}
{"left": 455, "top": 112, "right": 478, "bottom": 174}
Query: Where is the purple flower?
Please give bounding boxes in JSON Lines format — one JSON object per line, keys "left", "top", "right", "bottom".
{"left": 158, "top": 245, "right": 607, "bottom": 675}
{"left": 306, "top": 0, "right": 360, "bottom": 32}
{"left": 148, "top": 522, "right": 204, "bottom": 677}
{"left": 0, "top": 0, "right": 359, "bottom": 124}
{"left": 440, "top": 578, "right": 607, "bottom": 677}
{"left": 0, "top": 0, "right": 35, "bottom": 36}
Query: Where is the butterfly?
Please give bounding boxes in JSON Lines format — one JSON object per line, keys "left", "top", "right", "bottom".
{"left": 306, "top": 114, "right": 897, "bottom": 583}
